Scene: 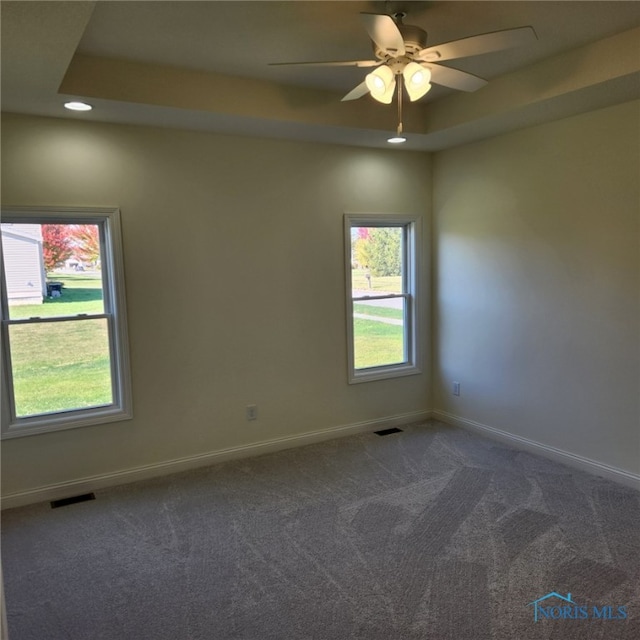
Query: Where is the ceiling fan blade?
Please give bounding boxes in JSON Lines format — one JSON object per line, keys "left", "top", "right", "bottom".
{"left": 417, "top": 26, "right": 537, "bottom": 62}
{"left": 269, "top": 59, "right": 380, "bottom": 68}
{"left": 360, "top": 13, "right": 405, "bottom": 56}
{"left": 426, "top": 64, "right": 488, "bottom": 92}
{"left": 341, "top": 81, "right": 370, "bottom": 102}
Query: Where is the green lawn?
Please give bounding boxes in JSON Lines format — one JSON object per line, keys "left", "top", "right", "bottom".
{"left": 352, "top": 302, "right": 404, "bottom": 368}
{"left": 351, "top": 271, "right": 402, "bottom": 293}
{"left": 353, "top": 303, "right": 403, "bottom": 320}
{"left": 8, "top": 273, "right": 113, "bottom": 417}
{"left": 351, "top": 272, "right": 404, "bottom": 368}
{"left": 353, "top": 317, "right": 405, "bottom": 369}
{"left": 9, "top": 273, "right": 104, "bottom": 320}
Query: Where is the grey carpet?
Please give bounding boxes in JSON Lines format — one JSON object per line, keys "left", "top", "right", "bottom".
{"left": 2, "top": 421, "right": 639, "bottom": 639}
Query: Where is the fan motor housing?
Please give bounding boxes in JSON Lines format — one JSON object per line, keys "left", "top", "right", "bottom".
{"left": 373, "top": 23, "right": 428, "bottom": 59}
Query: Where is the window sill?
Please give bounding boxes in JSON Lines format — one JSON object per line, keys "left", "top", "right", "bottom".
{"left": 348, "top": 363, "right": 422, "bottom": 384}
{"left": 1, "top": 405, "right": 133, "bottom": 439}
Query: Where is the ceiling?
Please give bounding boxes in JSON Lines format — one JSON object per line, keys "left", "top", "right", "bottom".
{"left": 2, "top": 1, "right": 639, "bottom": 151}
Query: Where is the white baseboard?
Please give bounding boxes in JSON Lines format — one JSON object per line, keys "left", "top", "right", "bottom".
{"left": 433, "top": 410, "right": 640, "bottom": 491}
{"left": 1, "top": 410, "right": 432, "bottom": 510}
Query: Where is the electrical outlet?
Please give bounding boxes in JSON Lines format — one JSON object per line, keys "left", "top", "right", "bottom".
{"left": 453, "top": 381, "right": 461, "bottom": 396}
{"left": 246, "top": 404, "right": 258, "bottom": 421}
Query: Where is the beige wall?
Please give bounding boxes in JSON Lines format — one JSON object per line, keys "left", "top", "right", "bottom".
{"left": 0, "top": 113, "right": 431, "bottom": 497}
{"left": 433, "top": 101, "right": 640, "bottom": 474}
{"left": 2, "top": 99, "right": 638, "bottom": 500}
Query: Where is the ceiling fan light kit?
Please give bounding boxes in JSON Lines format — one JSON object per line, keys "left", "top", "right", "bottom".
{"left": 270, "top": 11, "right": 537, "bottom": 142}
{"left": 365, "top": 65, "right": 396, "bottom": 104}
{"left": 403, "top": 62, "right": 432, "bottom": 102}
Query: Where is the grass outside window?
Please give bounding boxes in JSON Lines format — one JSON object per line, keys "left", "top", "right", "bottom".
{"left": 1, "top": 207, "right": 132, "bottom": 438}
{"left": 345, "top": 213, "right": 421, "bottom": 383}
{"left": 353, "top": 317, "right": 404, "bottom": 369}
{"left": 7, "top": 274, "right": 113, "bottom": 417}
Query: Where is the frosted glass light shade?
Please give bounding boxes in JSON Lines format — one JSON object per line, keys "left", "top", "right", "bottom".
{"left": 365, "top": 66, "right": 396, "bottom": 104}
{"left": 403, "top": 63, "right": 432, "bottom": 102}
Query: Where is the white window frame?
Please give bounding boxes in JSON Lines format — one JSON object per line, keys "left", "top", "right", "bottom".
{"left": 344, "top": 213, "right": 422, "bottom": 384}
{"left": 1, "top": 206, "right": 133, "bottom": 438}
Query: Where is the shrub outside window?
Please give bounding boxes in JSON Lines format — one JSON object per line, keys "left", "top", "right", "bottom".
{"left": 1, "top": 207, "right": 132, "bottom": 438}
{"left": 344, "top": 213, "right": 421, "bottom": 383}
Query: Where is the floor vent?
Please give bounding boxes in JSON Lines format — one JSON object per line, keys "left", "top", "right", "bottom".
{"left": 51, "top": 493, "right": 96, "bottom": 509}
{"left": 374, "top": 427, "right": 403, "bottom": 436}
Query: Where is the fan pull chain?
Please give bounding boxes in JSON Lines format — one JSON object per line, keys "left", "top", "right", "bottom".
{"left": 396, "top": 74, "right": 404, "bottom": 136}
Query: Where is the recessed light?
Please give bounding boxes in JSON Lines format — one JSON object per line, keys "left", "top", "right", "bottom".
{"left": 64, "top": 101, "right": 92, "bottom": 112}
{"left": 387, "top": 135, "right": 407, "bottom": 144}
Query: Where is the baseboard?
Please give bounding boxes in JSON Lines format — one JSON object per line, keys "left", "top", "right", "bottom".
{"left": 433, "top": 410, "right": 640, "bottom": 491}
{"left": 1, "top": 410, "right": 432, "bottom": 510}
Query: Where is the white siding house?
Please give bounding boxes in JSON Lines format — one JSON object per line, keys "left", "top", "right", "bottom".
{"left": 1, "top": 224, "right": 47, "bottom": 305}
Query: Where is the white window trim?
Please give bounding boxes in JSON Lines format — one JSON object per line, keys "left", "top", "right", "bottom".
{"left": 1, "top": 206, "right": 133, "bottom": 438}
{"left": 344, "top": 212, "right": 422, "bottom": 384}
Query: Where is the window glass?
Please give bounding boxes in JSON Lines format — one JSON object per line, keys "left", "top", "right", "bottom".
{"left": 1, "top": 223, "right": 104, "bottom": 320}
{"left": 345, "top": 215, "right": 421, "bottom": 383}
{"left": 1, "top": 209, "right": 132, "bottom": 438}
{"left": 351, "top": 226, "right": 406, "bottom": 369}
{"left": 9, "top": 318, "right": 113, "bottom": 417}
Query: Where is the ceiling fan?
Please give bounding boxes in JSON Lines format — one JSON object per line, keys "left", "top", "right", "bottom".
{"left": 270, "top": 12, "right": 537, "bottom": 140}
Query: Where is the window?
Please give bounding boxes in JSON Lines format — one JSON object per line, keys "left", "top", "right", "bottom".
{"left": 1, "top": 207, "right": 132, "bottom": 438}
{"left": 344, "top": 213, "right": 421, "bottom": 383}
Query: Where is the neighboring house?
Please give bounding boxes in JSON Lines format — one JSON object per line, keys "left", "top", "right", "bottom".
{"left": 0, "top": 224, "right": 47, "bottom": 305}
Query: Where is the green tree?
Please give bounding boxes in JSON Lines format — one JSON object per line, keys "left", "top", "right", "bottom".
{"left": 353, "top": 237, "right": 371, "bottom": 269}
{"left": 368, "top": 227, "right": 402, "bottom": 277}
